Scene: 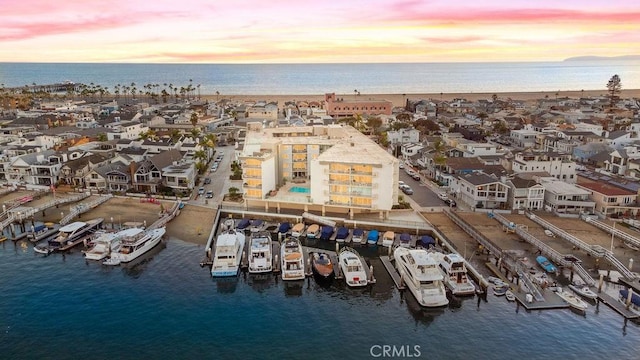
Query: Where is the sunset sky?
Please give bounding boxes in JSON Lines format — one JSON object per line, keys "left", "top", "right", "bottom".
{"left": 1, "top": 0, "right": 639, "bottom": 63}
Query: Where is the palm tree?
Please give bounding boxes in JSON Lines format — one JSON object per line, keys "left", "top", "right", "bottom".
{"left": 194, "top": 150, "right": 207, "bottom": 164}
{"left": 190, "top": 112, "right": 199, "bottom": 127}
{"left": 170, "top": 129, "right": 181, "bottom": 142}
{"left": 97, "top": 133, "right": 108, "bottom": 142}
{"left": 190, "top": 128, "right": 201, "bottom": 138}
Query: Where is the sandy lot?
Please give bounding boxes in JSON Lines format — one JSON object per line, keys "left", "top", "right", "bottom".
{"left": 421, "top": 212, "right": 478, "bottom": 252}
{"left": 164, "top": 204, "right": 217, "bottom": 245}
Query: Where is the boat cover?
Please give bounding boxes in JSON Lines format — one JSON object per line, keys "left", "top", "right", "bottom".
{"left": 32, "top": 224, "right": 47, "bottom": 232}
{"left": 353, "top": 229, "right": 364, "bottom": 237}
{"left": 251, "top": 219, "right": 264, "bottom": 227}
{"left": 400, "top": 233, "right": 411, "bottom": 242}
{"left": 419, "top": 235, "right": 436, "bottom": 248}
{"left": 321, "top": 226, "right": 334, "bottom": 239}
{"left": 336, "top": 227, "right": 349, "bottom": 239}
{"left": 620, "top": 289, "right": 640, "bottom": 306}
{"left": 278, "top": 222, "right": 291, "bottom": 233}
{"left": 367, "top": 230, "right": 379, "bottom": 241}
{"left": 237, "top": 219, "right": 251, "bottom": 229}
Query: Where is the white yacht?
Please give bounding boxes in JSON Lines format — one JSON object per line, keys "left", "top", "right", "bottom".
{"left": 248, "top": 231, "right": 272, "bottom": 274}
{"left": 84, "top": 231, "right": 119, "bottom": 261}
{"left": 104, "top": 227, "right": 165, "bottom": 265}
{"left": 338, "top": 247, "right": 368, "bottom": 287}
{"left": 281, "top": 238, "right": 305, "bottom": 281}
{"left": 394, "top": 247, "right": 449, "bottom": 307}
{"left": 211, "top": 228, "right": 246, "bottom": 277}
{"left": 434, "top": 253, "right": 476, "bottom": 296}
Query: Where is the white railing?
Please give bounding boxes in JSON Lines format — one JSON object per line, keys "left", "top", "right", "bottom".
{"left": 584, "top": 217, "right": 640, "bottom": 248}
{"left": 60, "top": 195, "right": 113, "bottom": 225}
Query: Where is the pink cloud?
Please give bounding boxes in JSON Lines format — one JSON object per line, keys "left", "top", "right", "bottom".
{"left": 420, "top": 36, "right": 485, "bottom": 44}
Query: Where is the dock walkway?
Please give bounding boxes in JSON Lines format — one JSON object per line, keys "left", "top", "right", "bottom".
{"left": 380, "top": 255, "right": 405, "bottom": 290}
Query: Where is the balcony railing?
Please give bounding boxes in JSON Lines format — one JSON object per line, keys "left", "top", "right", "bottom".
{"left": 242, "top": 173, "right": 261, "bottom": 179}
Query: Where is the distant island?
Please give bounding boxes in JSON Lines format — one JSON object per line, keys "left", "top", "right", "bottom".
{"left": 564, "top": 55, "right": 640, "bottom": 61}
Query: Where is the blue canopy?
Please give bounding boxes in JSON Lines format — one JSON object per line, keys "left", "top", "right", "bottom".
{"left": 419, "top": 235, "right": 436, "bottom": 248}
{"left": 400, "top": 233, "right": 411, "bottom": 241}
{"left": 237, "top": 218, "right": 251, "bottom": 230}
{"left": 336, "top": 227, "right": 349, "bottom": 239}
{"left": 353, "top": 228, "right": 364, "bottom": 236}
{"left": 278, "top": 222, "right": 291, "bottom": 233}
{"left": 620, "top": 289, "right": 640, "bottom": 307}
{"left": 32, "top": 224, "right": 47, "bottom": 232}
{"left": 367, "top": 230, "right": 379, "bottom": 241}
{"left": 251, "top": 219, "right": 264, "bottom": 227}
{"left": 320, "top": 226, "right": 334, "bottom": 239}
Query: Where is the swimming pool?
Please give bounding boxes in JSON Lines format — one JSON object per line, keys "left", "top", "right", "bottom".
{"left": 289, "top": 186, "right": 310, "bottom": 194}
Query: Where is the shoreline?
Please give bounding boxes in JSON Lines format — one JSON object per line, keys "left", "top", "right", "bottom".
{"left": 201, "top": 89, "right": 640, "bottom": 107}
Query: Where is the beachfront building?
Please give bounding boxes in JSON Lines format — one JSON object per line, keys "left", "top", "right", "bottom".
{"left": 238, "top": 123, "right": 399, "bottom": 218}
{"left": 505, "top": 175, "right": 545, "bottom": 211}
{"left": 450, "top": 172, "right": 509, "bottom": 210}
{"left": 539, "top": 178, "right": 596, "bottom": 215}
{"left": 510, "top": 149, "right": 577, "bottom": 183}
{"left": 132, "top": 149, "right": 184, "bottom": 193}
{"left": 324, "top": 93, "right": 392, "bottom": 117}
{"left": 577, "top": 181, "right": 638, "bottom": 217}
{"left": 387, "top": 128, "right": 420, "bottom": 145}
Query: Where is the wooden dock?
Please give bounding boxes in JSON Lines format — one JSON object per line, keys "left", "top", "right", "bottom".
{"left": 512, "top": 289, "right": 570, "bottom": 311}
{"left": 597, "top": 291, "right": 640, "bottom": 319}
{"left": 380, "top": 255, "right": 405, "bottom": 290}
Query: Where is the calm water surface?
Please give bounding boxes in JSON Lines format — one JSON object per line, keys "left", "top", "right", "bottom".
{"left": 0, "top": 237, "right": 638, "bottom": 360}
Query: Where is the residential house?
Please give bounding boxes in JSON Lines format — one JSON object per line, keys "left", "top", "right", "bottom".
{"left": 510, "top": 149, "right": 577, "bottom": 183}
{"left": 577, "top": 181, "right": 638, "bottom": 217}
{"left": 132, "top": 149, "right": 184, "bottom": 193}
{"left": 539, "top": 178, "right": 596, "bottom": 215}
{"left": 505, "top": 175, "right": 545, "bottom": 211}
{"left": 85, "top": 161, "right": 132, "bottom": 193}
{"left": 451, "top": 172, "right": 509, "bottom": 210}
{"left": 59, "top": 153, "right": 111, "bottom": 187}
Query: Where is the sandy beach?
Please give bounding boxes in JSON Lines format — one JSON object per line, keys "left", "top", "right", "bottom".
{"left": 204, "top": 89, "right": 640, "bottom": 108}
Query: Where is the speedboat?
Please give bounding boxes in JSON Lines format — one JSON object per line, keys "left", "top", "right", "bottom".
{"left": 505, "top": 290, "right": 516, "bottom": 302}
{"left": 311, "top": 252, "right": 334, "bottom": 279}
{"left": 367, "top": 229, "right": 379, "bottom": 245}
{"left": 248, "top": 231, "right": 272, "bottom": 274}
{"left": 320, "top": 225, "right": 334, "bottom": 240}
{"left": 382, "top": 231, "right": 395, "bottom": 247}
{"left": 249, "top": 219, "right": 265, "bottom": 233}
{"left": 568, "top": 284, "right": 598, "bottom": 300}
{"left": 278, "top": 222, "right": 291, "bottom": 234}
{"left": 394, "top": 247, "right": 448, "bottom": 307}
{"left": 556, "top": 288, "right": 589, "bottom": 312}
{"left": 104, "top": 227, "right": 166, "bottom": 266}
{"left": 434, "top": 253, "right": 476, "bottom": 296}
{"left": 306, "top": 224, "right": 320, "bottom": 239}
{"left": 210, "top": 228, "right": 246, "bottom": 277}
{"left": 536, "top": 255, "right": 557, "bottom": 273}
{"left": 339, "top": 247, "right": 368, "bottom": 287}
{"left": 418, "top": 235, "right": 436, "bottom": 249}
{"left": 281, "top": 238, "right": 305, "bottom": 280}
{"left": 399, "top": 233, "right": 412, "bottom": 248}
{"left": 84, "top": 231, "right": 119, "bottom": 261}
{"left": 493, "top": 284, "right": 509, "bottom": 296}
{"left": 619, "top": 289, "right": 640, "bottom": 316}
{"left": 27, "top": 224, "right": 58, "bottom": 243}
{"left": 351, "top": 228, "right": 365, "bottom": 244}
{"left": 335, "top": 227, "right": 349, "bottom": 243}
{"left": 236, "top": 218, "right": 251, "bottom": 231}
{"left": 291, "top": 223, "right": 305, "bottom": 238}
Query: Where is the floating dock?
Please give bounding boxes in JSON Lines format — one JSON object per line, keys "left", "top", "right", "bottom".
{"left": 380, "top": 255, "right": 405, "bottom": 290}
{"left": 597, "top": 292, "right": 640, "bottom": 320}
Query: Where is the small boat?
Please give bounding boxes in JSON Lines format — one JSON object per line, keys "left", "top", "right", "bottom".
{"left": 320, "top": 225, "right": 334, "bottom": 240}
{"left": 555, "top": 288, "right": 589, "bottom": 312}
{"left": 211, "top": 228, "right": 246, "bottom": 277}
{"left": 418, "top": 235, "right": 436, "bottom": 249}
{"left": 0, "top": 236, "right": 7, "bottom": 243}
{"left": 278, "top": 222, "right": 291, "bottom": 234}
{"left": 27, "top": 224, "right": 58, "bottom": 243}
{"left": 351, "top": 228, "right": 365, "bottom": 244}
{"left": 249, "top": 219, "right": 265, "bottom": 233}
{"left": 84, "top": 231, "right": 119, "bottom": 261}
{"left": 536, "top": 255, "right": 557, "bottom": 273}
{"left": 399, "top": 233, "right": 411, "bottom": 248}
{"left": 311, "top": 252, "right": 334, "bottom": 279}
{"left": 568, "top": 284, "right": 598, "bottom": 300}
{"left": 248, "top": 231, "right": 272, "bottom": 274}
{"left": 236, "top": 218, "right": 251, "bottom": 231}
{"left": 339, "top": 247, "right": 368, "bottom": 287}
{"left": 291, "top": 223, "right": 305, "bottom": 238}
{"left": 505, "top": 290, "right": 516, "bottom": 302}
{"left": 33, "top": 244, "right": 52, "bottom": 255}
{"left": 367, "top": 229, "right": 379, "bottom": 245}
{"left": 544, "top": 229, "right": 555, "bottom": 237}
{"left": 306, "top": 224, "right": 320, "bottom": 239}
{"left": 281, "top": 238, "right": 305, "bottom": 281}
{"left": 335, "top": 227, "right": 349, "bottom": 243}
{"left": 493, "top": 284, "right": 509, "bottom": 296}
{"left": 382, "top": 231, "right": 395, "bottom": 247}
{"left": 619, "top": 289, "right": 640, "bottom": 316}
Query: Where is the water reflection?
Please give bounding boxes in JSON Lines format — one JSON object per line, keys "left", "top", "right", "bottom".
{"left": 214, "top": 276, "right": 239, "bottom": 294}
{"left": 245, "top": 272, "right": 275, "bottom": 293}
{"left": 120, "top": 241, "right": 167, "bottom": 278}
{"left": 403, "top": 290, "right": 446, "bottom": 326}
{"left": 283, "top": 280, "right": 304, "bottom": 297}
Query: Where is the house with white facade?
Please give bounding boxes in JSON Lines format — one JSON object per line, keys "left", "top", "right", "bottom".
{"left": 539, "top": 178, "right": 596, "bottom": 215}
{"left": 387, "top": 128, "right": 420, "bottom": 145}
{"left": 451, "top": 172, "right": 509, "bottom": 210}
{"left": 505, "top": 175, "right": 545, "bottom": 211}
{"left": 510, "top": 150, "right": 577, "bottom": 183}
{"left": 509, "top": 127, "right": 540, "bottom": 148}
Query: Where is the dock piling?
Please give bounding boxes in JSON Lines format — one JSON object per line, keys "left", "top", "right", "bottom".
{"left": 626, "top": 287, "right": 633, "bottom": 309}
{"left": 598, "top": 274, "right": 604, "bottom": 293}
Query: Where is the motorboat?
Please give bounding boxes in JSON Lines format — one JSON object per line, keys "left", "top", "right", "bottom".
{"left": 394, "top": 247, "right": 448, "bottom": 307}
{"left": 544, "top": 229, "right": 555, "bottom": 237}
{"left": 505, "top": 290, "right": 516, "bottom": 302}
{"left": 435, "top": 253, "right": 476, "bottom": 296}
{"left": 351, "top": 228, "right": 365, "bottom": 244}
{"left": 568, "top": 284, "right": 598, "bottom": 300}
{"left": 291, "top": 223, "right": 305, "bottom": 238}
{"left": 382, "top": 231, "right": 395, "bottom": 247}
{"left": 236, "top": 218, "right": 251, "bottom": 231}
{"left": 555, "top": 288, "right": 589, "bottom": 312}
{"left": 84, "top": 231, "right": 119, "bottom": 261}
{"left": 249, "top": 219, "right": 265, "bottom": 233}
{"left": 306, "top": 224, "right": 320, "bottom": 239}
{"left": 311, "top": 252, "right": 334, "bottom": 279}
{"left": 27, "top": 224, "right": 58, "bottom": 243}
{"left": 335, "top": 227, "right": 349, "bottom": 243}
{"left": 278, "top": 222, "right": 291, "bottom": 234}
{"left": 399, "top": 233, "right": 412, "bottom": 248}
{"left": 418, "top": 235, "right": 436, "bottom": 249}
{"left": 104, "top": 227, "right": 166, "bottom": 266}
{"left": 367, "top": 229, "right": 379, "bottom": 245}
{"left": 281, "top": 238, "right": 305, "bottom": 281}
{"left": 320, "top": 225, "right": 334, "bottom": 240}
{"left": 248, "top": 231, "right": 272, "bottom": 274}
{"left": 619, "top": 289, "right": 640, "bottom": 316}
{"left": 536, "top": 255, "right": 557, "bottom": 273}
{"left": 493, "top": 284, "right": 509, "bottom": 296}
{"left": 210, "top": 228, "right": 246, "bottom": 277}
{"left": 41, "top": 218, "right": 104, "bottom": 253}
{"left": 339, "top": 247, "right": 368, "bottom": 287}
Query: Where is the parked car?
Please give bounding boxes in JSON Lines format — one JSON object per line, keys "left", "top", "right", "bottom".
{"left": 398, "top": 181, "right": 406, "bottom": 189}
{"left": 204, "top": 178, "right": 211, "bottom": 184}
{"left": 437, "top": 192, "right": 448, "bottom": 201}
{"left": 198, "top": 187, "right": 205, "bottom": 195}
{"left": 399, "top": 163, "right": 405, "bottom": 169}
{"left": 206, "top": 190, "right": 214, "bottom": 198}
{"left": 211, "top": 165, "right": 219, "bottom": 172}
{"left": 401, "top": 186, "right": 414, "bottom": 195}
{"left": 411, "top": 174, "right": 421, "bottom": 181}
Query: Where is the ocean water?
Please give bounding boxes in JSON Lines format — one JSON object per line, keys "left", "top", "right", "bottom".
{"left": 0, "top": 237, "right": 638, "bottom": 360}
{"left": 0, "top": 61, "right": 638, "bottom": 96}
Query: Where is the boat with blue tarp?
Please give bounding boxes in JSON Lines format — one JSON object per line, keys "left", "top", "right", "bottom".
{"left": 320, "top": 225, "right": 334, "bottom": 240}
{"left": 399, "top": 233, "right": 411, "bottom": 248}
{"left": 418, "top": 235, "right": 436, "bottom": 249}
{"left": 236, "top": 218, "right": 251, "bottom": 230}
{"left": 278, "top": 222, "right": 291, "bottom": 234}
{"left": 536, "top": 255, "right": 557, "bottom": 273}
{"left": 335, "top": 227, "right": 349, "bottom": 243}
{"left": 367, "top": 230, "right": 379, "bottom": 245}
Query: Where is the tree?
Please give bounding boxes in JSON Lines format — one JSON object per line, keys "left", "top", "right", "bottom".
{"left": 477, "top": 112, "right": 488, "bottom": 127}
{"left": 194, "top": 150, "right": 207, "bottom": 164}
{"left": 190, "top": 112, "right": 199, "bottom": 127}
{"left": 607, "top": 74, "right": 622, "bottom": 111}
{"left": 190, "top": 128, "right": 201, "bottom": 139}
{"left": 367, "top": 117, "right": 383, "bottom": 134}
{"left": 97, "top": 133, "right": 107, "bottom": 142}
